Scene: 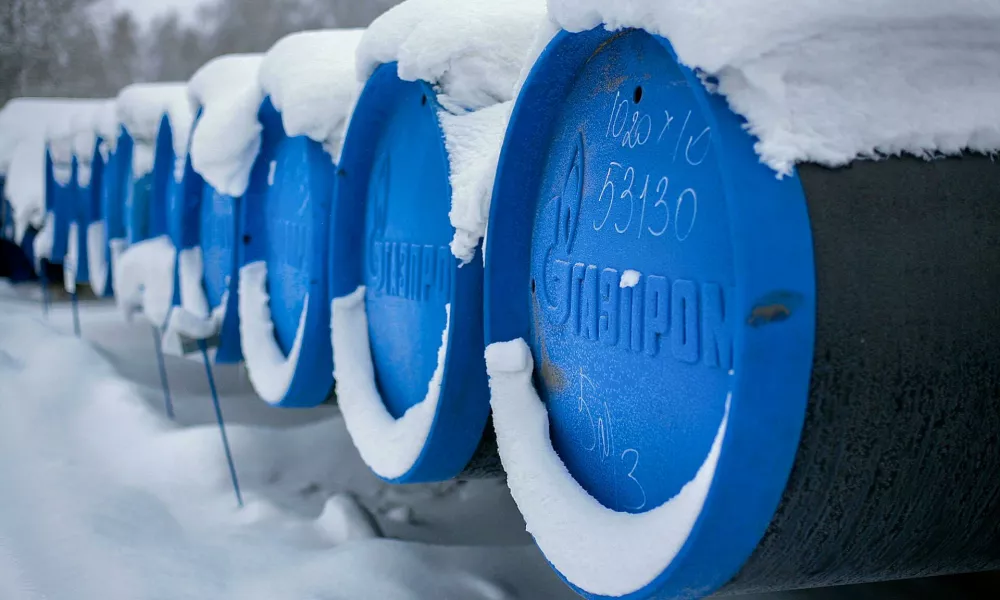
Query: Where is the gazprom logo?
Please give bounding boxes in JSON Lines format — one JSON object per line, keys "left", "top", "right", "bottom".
{"left": 535, "top": 135, "right": 733, "bottom": 369}
{"left": 365, "top": 153, "right": 453, "bottom": 303}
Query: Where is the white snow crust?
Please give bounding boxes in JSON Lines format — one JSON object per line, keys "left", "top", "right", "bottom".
{"left": 116, "top": 83, "right": 192, "bottom": 180}
{"left": 188, "top": 54, "right": 265, "bottom": 197}
{"left": 1, "top": 99, "right": 104, "bottom": 242}
{"left": 357, "top": 0, "right": 544, "bottom": 112}
{"left": 0, "top": 301, "right": 582, "bottom": 600}
{"left": 190, "top": 31, "right": 364, "bottom": 197}
{"left": 0, "top": 98, "right": 85, "bottom": 174}
{"left": 32, "top": 212, "right": 55, "bottom": 266}
{"left": 113, "top": 235, "right": 177, "bottom": 327}
{"left": 548, "top": 0, "right": 1000, "bottom": 174}
{"left": 87, "top": 221, "right": 109, "bottom": 295}
{"left": 485, "top": 338, "right": 730, "bottom": 597}
{"left": 331, "top": 287, "right": 450, "bottom": 480}
{"left": 45, "top": 104, "right": 94, "bottom": 183}
{"left": 6, "top": 139, "right": 50, "bottom": 244}
{"left": 260, "top": 29, "right": 365, "bottom": 159}
{"left": 71, "top": 101, "right": 116, "bottom": 187}
{"left": 63, "top": 222, "right": 79, "bottom": 293}
{"left": 620, "top": 269, "right": 641, "bottom": 288}
{"left": 356, "top": 0, "right": 545, "bottom": 263}
{"left": 438, "top": 102, "right": 512, "bottom": 264}
{"left": 162, "top": 247, "right": 228, "bottom": 352}
{"left": 237, "top": 261, "right": 308, "bottom": 405}
{"left": 94, "top": 100, "right": 121, "bottom": 156}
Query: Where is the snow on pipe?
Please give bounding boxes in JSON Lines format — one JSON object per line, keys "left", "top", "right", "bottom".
{"left": 235, "top": 97, "right": 335, "bottom": 407}
{"left": 483, "top": 22, "right": 1000, "bottom": 600}
{"left": 160, "top": 114, "right": 235, "bottom": 357}
{"left": 330, "top": 65, "right": 484, "bottom": 483}
{"left": 326, "top": 0, "right": 545, "bottom": 484}
{"left": 189, "top": 34, "right": 368, "bottom": 392}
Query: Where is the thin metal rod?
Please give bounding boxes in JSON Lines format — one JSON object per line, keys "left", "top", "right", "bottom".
{"left": 199, "top": 339, "right": 243, "bottom": 509}
{"left": 151, "top": 326, "right": 175, "bottom": 420}
{"left": 71, "top": 291, "right": 80, "bottom": 337}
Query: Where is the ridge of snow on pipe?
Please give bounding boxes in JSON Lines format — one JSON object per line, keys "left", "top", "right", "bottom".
{"left": 161, "top": 55, "right": 260, "bottom": 357}
{"left": 229, "top": 30, "right": 361, "bottom": 407}
{"left": 87, "top": 102, "right": 120, "bottom": 297}
{"left": 483, "top": 26, "right": 818, "bottom": 598}
{"left": 329, "top": 0, "right": 545, "bottom": 484}
{"left": 483, "top": 2, "right": 1000, "bottom": 596}
{"left": 545, "top": 0, "right": 1000, "bottom": 175}
{"left": 0, "top": 98, "right": 102, "bottom": 247}
{"left": 63, "top": 102, "right": 115, "bottom": 293}
{"left": 116, "top": 83, "right": 189, "bottom": 246}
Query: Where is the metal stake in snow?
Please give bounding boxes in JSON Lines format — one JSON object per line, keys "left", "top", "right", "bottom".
{"left": 70, "top": 292, "right": 80, "bottom": 337}
{"left": 39, "top": 260, "right": 50, "bottom": 318}
{"left": 151, "top": 327, "right": 175, "bottom": 420}
{"left": 198, "top": 339, "right": 243, "bottom": 509}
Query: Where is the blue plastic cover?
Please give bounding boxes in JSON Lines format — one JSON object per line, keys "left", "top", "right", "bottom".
{"left": 330, "top": 62, "right": 490, "bottom": 483}
{"left": 103, "top": 129, "right": 130, "bottom": 244}
{"left": 166, "top": 108, "right": 241, "bottom": 363}
{"left": 49, "top": 154, "right": 77, "bottom": 264}
{"left": 71, "top": 173, "right": 91, "bottom": 285}
{"left": 93, "top": 130, "right": 130, "bottom": 297}
{"left": 44, "top": 150, "right": 55, "bottom": 213}
{"left": 149, "top": 114, "right": 174, "bottom": 240}
{"left": 70, "top": 136, "right": 110, "bottom": 287}
{"left": 484, "top": 28, "right": 816, "bottom": 599}
{"left": 0, "top": 179, "right": 11, "bottom": 240}
{"left": 166, "top": 117, "right": 198, "bottom": 310}
{"left": 239, "top": 97, "right": 334, "bottom": 404}
{"left": 123, "top": 139, "right": 153, "bottom": 246}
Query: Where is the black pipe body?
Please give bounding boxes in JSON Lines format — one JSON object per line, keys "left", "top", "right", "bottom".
{"left": 722, "top": 154, "right": 1000, "bottom": 594}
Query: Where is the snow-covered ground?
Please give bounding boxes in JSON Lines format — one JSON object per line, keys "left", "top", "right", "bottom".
{"left": 1, "top": 285, "right": 997, "bottom": 599}
{"left": 0, "top": 282, "right": 577, "bottom": 599}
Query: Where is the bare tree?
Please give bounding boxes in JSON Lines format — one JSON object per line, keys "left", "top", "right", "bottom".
{"left": 103, "top": 11, "right": 143, "bottom": 91}
{"left": 0, "top": 0, "right": 100, "bottom": 103}
{"left": 0, "top": 0, "right": 406, "bottom": 105}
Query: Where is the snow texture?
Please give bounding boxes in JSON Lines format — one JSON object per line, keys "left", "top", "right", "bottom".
{"left": 438, "top": 102, "right": 512, "bottom": 264}
{"left": 108, "top": 237, "right": 128, "bottom": 293}
{"left": 315, "top": 494, "right": 383, "bottom": 544}
{"left": 31, "top": 212, "right": 55, "bottom": 266}
{"left": 357, "top": 0, "right": 545, "bottom": 112}
{"left": 548, "top": 0, "right": 1000, "bottom": 174}
{"left": 63, "top": 222, "right": 79, "bottom": 293}
{"left": 0, "top": 98, "right": 87, "bottom": 174}
{"left": 162, "top": 247, "right": 227, "bottom": 352}
{"left": 620, "top": 269, "right": 640, "bottom": 288}
{"left": 1, "top": 99, "right": 104, "bottom": 241}
{"left": 87, "top": 221, "right": 109, "bottom": 295}
{"left": 485, "top": 338, "right": 730, "bottom": 597}
{"left": 79, "top": 101, "right": 115, "bottom": 185}
{"left": 116, "top": 83, "right": 192, "bottom": 180}
{"left": 0, "top": 300, "right": 581, "bottom": 600}
{"left": 44, "top": 103, "right": 103, "bottom": 179}
{"left": 356, "top": 0, "right": 545, "bottom": 263}
{"left": 94, "top": 100, "right": 121, "bottom": 156}
{"left": 113, "top": 235, "right": 177, "bottom": 328}
{"left": 188, "top": 54, "right": 264, "bottom": 197}
{"left": 331, "top": 287, "right": 450, "bottom": 480}
{"left": 260, "top": 29, "right": 365, "bottom": 159}
{"left": 238, "top": 261, "right": 308, "bottom": 405}
{"left": 5, "top": 137, "right": 51, "bottom": 243}
{"left": 62, "top": 100, "right": 116, "bottom": 188}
